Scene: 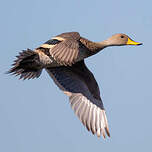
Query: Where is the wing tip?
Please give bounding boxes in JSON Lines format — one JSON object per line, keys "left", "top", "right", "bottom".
{"left": 105, "top": 127, "right": 110, "bottom": 137}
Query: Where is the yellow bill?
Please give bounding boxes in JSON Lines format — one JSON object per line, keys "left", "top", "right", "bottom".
{"left": 127, "top": 38, "right": 142, "bottom": 45}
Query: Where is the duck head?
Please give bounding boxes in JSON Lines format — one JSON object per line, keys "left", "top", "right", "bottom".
{"left": 105, "top": 33, "right": 142, "bottom": 46}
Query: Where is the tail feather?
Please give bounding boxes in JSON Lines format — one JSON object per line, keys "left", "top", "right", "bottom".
{"left": 8, "top": 49, "right": 42, "bottom": 80}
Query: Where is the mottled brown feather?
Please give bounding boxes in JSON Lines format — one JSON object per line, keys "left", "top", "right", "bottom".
{"left": 56, "top": 32, "right": 80, "bottom": 40}
{"left": 79, "top": 37, "right": 101, "bottom": 52}
{"left": 50, "top": 39, "right": 79, "bottom": 65}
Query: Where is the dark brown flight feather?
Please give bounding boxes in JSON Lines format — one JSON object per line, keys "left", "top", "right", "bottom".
{"left": 8, "top": 49, "right": 42, "bottom": 80}
{"left": 46, "top": 60, "right": 110, "bottom": 138}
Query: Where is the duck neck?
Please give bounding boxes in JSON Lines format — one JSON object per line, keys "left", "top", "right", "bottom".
{"left": 95, "top": 40, "right": 109, "bottom": 51}
{"left": 80, "top": 37, "right": 108, "bottom": 53}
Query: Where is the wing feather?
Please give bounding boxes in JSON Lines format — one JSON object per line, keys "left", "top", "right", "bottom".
{"left": 46, "top": 60, "right": 110, "bottom": 138}
{"left": 49, "top": 32, "right": 80, "bottom": 65}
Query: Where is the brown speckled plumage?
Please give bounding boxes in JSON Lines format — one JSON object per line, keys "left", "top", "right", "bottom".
{"left": 79, "top": 37, "right": 102, "bottom": 52}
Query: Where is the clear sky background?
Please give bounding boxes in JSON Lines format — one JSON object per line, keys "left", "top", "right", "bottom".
{"left": 0, "top": 0, "right": 152, "bottom": 151}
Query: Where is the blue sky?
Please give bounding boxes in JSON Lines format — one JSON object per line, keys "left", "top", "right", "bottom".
{"left": 1, "top": 0, "right": 152, "bottom": 151}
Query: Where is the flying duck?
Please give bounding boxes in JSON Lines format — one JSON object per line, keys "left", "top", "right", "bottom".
{"left": 8, "top": 32, "right": 142, "bottom": 138}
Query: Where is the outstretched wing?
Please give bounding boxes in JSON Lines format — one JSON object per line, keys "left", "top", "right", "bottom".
{"left": 40, "top": 32, "right": 80, "bottom": 66}
{"left": 46, "top": 60, "right": 110, "bottom": 138}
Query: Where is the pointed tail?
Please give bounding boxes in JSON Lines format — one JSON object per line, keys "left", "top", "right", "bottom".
{"left": 7, "top": 49, "right": 43, "bottom": 80}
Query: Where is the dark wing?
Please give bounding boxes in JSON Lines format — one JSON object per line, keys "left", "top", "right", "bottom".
{"left": 46, "top": 60, "right": 110, "bottom": 138}
{"left": 41, "top": 32, "right": 80, "bottom": 66}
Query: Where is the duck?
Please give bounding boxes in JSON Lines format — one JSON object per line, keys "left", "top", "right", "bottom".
{"left": 8, "top": 32, "right": 142, "bottom": 139}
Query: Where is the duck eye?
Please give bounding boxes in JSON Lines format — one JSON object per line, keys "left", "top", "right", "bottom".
{"left": 121, "top": 35, "right": 124, "bottom": 38}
